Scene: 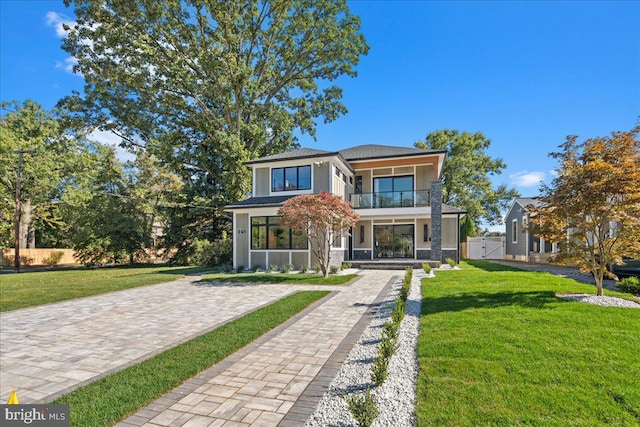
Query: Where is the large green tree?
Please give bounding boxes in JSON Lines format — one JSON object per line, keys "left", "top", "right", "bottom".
{"left": 64, "top": 144, "right": 149, "bottom": 265}
{"left": 60, "top": 0, "right": 369, "bottom": 252}
{"left": 0, "top": 100, "right": 86, "bottom": 249}
{"left": 415, "top": 129, "right": 519, "bottom": 224}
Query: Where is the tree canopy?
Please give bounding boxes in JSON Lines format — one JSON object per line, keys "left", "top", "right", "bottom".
{"left": 278, "top": 192, "right": 359, "bottom": 277}
{"left": 529, "top": 126, "right": 640, "bottom": 295}
{"left": 60, "top": 0, "right": 369, "bottom": 248}
{"left": 0, "top": 100, "right": 87, "bottom": 249}
{"left": 415, "top": 129, "right": 519, "bottom": 225}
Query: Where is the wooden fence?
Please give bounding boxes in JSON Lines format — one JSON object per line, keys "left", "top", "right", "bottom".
{"left": 0, "top": 249, "right": 77, "bottom": 267}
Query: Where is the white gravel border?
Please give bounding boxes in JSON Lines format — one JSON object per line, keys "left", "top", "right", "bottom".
{"left": 305, "top": 270, "right": 423, "bottom": 427}
{"left": 557, "top": 293, "right": 640, "bottom": 309}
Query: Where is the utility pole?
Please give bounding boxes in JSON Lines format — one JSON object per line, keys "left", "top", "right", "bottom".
{"left": 12, "top": 150, "right": 33, "bottom": 273}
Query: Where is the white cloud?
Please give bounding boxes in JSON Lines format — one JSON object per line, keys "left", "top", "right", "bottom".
{"left": 88, "top": 129, "right": 136, "bottom": 163}
{"left": 55, "top": 57, "right": 78, "bottom": 73}
{"left": 45, "top": 11, "right": 75, "bottom": 38}
{"left": 46, "top": 11, "right": 85, "bottom": 76}
{"left": 510, "top": 171, "right": 545, "bottom": 188}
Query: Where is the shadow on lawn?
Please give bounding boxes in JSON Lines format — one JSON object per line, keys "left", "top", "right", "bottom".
{"left": 464, "top": 259, "right": 525, "bottom": 272}
{"left": 422, "top": 290, "right": 558, "bottom": 315}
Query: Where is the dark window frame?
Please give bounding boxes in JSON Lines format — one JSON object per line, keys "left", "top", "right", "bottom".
{"left": 271, "top": 165, "right": 311, "bottom": 192}
{"left": 251, "top": 216, "right": 308, "bottom": 250}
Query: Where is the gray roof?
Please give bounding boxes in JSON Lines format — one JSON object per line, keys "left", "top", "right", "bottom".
{"left": 442, "top": 204, "right": 467, "bottom": 214}
{"left": 225, "top": 195, "right": 297, "bottom": 209}
{"left": 515, "top": 197, "right": 543, "bottom": 210}
{"left": 338, "top": 144, "right": 445, "bottom": 161}
{"left": 245, "top": 148, "right": 335, "bottom": 165}
{"left": 245, "top": 144, "right": 446, "bottom": 166}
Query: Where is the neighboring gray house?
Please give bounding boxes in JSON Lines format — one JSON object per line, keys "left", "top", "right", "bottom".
{"left": 225, "top": 144, "right": 465, "bottom": 270}
{"left": 504, "top": 197, "right": 557, "bottom": 262}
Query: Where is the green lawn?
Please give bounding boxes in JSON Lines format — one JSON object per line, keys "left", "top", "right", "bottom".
{"left": 0, "top": 266, "right": 211, "bottom": 311}
{"left": 417, "top": 260, "right": 640, "bottom": 426}
{"left": 201, "top": 272, "right": 358, "bottom": 285}
{"left": 53, "top": 290, "right": 328, "bottom": 427}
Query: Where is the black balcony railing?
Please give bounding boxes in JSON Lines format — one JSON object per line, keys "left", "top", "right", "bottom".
{"left": 349, "top": 190, "right": 431, "bottom": 209}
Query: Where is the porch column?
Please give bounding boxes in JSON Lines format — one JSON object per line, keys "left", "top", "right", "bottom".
{"left": 431, "top": 180, "right": 442, "bottom": 262}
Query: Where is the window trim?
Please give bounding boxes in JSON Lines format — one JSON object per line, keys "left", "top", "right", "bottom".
{"left": 512, "top": 219, "right": 518, "bottom": 243}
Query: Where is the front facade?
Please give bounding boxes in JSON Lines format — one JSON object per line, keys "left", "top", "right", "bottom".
{"left": 225, "top": 145, "right": 465, "bottom": 270}
{"left": 504, "top": 197, "right": 557, "bottom": 262}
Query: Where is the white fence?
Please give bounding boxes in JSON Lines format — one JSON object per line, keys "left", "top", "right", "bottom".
{"left": 467, "top": 237, "right": 505, "bottom": 260}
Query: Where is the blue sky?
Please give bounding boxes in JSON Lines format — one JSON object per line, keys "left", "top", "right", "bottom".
{"left": 1, "top": 1, "right": 639, "bottom": 228}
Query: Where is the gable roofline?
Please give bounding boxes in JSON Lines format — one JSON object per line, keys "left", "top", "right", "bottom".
{"left": 245, "top": 144, "right": 447, "bottom": 167}
{"left": 504, "top": 197, "right": 543, "bottom": 221}
{"left": 243, "top": 148, "right": 354, "bottom": 174}
{"left": 338, "top": 144, "right": 447, "bottom": 162}
{"left": 244, "top": 148, "right": 338, "bottom": 165}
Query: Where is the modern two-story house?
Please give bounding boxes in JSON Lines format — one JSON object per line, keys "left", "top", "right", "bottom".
{"left": 225, "top": 144, "right": 465, "bottom": 270}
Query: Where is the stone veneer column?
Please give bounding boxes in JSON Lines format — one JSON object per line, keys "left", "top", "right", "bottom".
{"left": 431, "top": 180, "right": 442, "bottom": 262}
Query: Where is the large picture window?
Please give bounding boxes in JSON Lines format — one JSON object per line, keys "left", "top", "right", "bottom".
{"left": 271, "top": 165, "right": 311, "bottom": 192}
{"left": 251, "top": 216, "right": 308, "bottom": 249}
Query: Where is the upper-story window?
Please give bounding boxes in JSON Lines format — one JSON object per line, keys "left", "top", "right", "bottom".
{"left": 272, "top": 165, "right": 311, "bottom": 192}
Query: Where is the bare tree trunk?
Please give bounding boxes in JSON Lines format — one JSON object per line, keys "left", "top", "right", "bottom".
{"left": 20, "top": 199, "right": 36, "bottom": 248}
{"left": 18, "top": 200, "right": 29, "bottom": 248}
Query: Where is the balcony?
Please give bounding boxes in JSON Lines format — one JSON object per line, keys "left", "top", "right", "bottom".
{"left": 349, "top": 190, "right": 431, "bottom": 209}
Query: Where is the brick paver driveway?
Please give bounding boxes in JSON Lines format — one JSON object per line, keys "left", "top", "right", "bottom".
{"left": 1, "top": 274, "right": 303, "bottom": 403}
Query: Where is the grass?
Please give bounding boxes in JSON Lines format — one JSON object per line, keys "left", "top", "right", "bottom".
{"left": 0, "top": 265, "right": 212, "bottom": 312}
{"left": 201, "top": 272, "right": 358, "bottom": 285}
{"left": 53, "top": 290, "right": 329, "bottom": 427}
{"left": 417, "top": 260, "right": 640, "bottom": 426}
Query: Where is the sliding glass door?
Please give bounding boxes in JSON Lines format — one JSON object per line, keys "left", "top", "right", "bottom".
{"left": 374, "top": 225, "right": 414, "bottom": 258}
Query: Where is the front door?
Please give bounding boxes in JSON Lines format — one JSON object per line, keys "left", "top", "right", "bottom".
{"left": 374, "top": 225, "right": 414, "bottom": 258}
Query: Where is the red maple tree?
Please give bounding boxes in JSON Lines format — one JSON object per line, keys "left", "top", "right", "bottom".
{"left": 278, "top": 192, "right": 359, "bottom": 277}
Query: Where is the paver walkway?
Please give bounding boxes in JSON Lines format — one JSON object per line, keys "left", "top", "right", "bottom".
{"left": 117, "top": 270, "right": 396, "bottom": 427}
{"left": 1, "top": 269, "right": 397, "bottom": 426}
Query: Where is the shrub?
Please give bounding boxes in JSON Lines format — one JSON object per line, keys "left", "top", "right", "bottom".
{"left": 345, "top": 387, "right": 378, "bottom": 427}
{"left": 422, "top": 262, "right": 431, "bottom": 274}
{"left": 618, "top": 277, "right": 640, "bottom": 295}
{"left": 300, "top": 265, "right": 308, "bottom": 274}
{"left": 445, "top": 257, "right": 457, "bottom": 267}
{"left": 171, "top": 234, "right": 232, "bottom": 266}
{"left": 46, "top": 251, "right": 65, "bottom": 265}
{"left": 280, "top": 264, "right": 293, "bottom": 274}
{"left": 341, "top": 261, "right": 352, "bottom": 270}
{"left": 405, "top": 266, "right": 413, "bottom": 280}
{"left": 392, "top": 298, "right": 405, "bottom": 325}
{"left": 236, "top": 265, "right": 244, "bottom": 273}
{"left": 330, "top": 265, "right": 340, "bottom": 274}
{"left": 379, "top": 328, "right": 397, "bottom": 359}
{"left": 398, "top": 285, "right": 409, "bottom": 302}
{"left": 371, "top": 355, "right": 389, "bottom": 386}
{"left": 268, "top": 264, "right": 278, "bottom": 273}
{"left": 252, "top": 264, "right": 262, "bottom": 273}
{"left": 383, "top": 319, "right": 399, "bottom": 338}
{"left": 435, "top": 261, "right": 441, "bottom": 268}
{"left": 314, "top": 265, "right": 321, "bottom": 274}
